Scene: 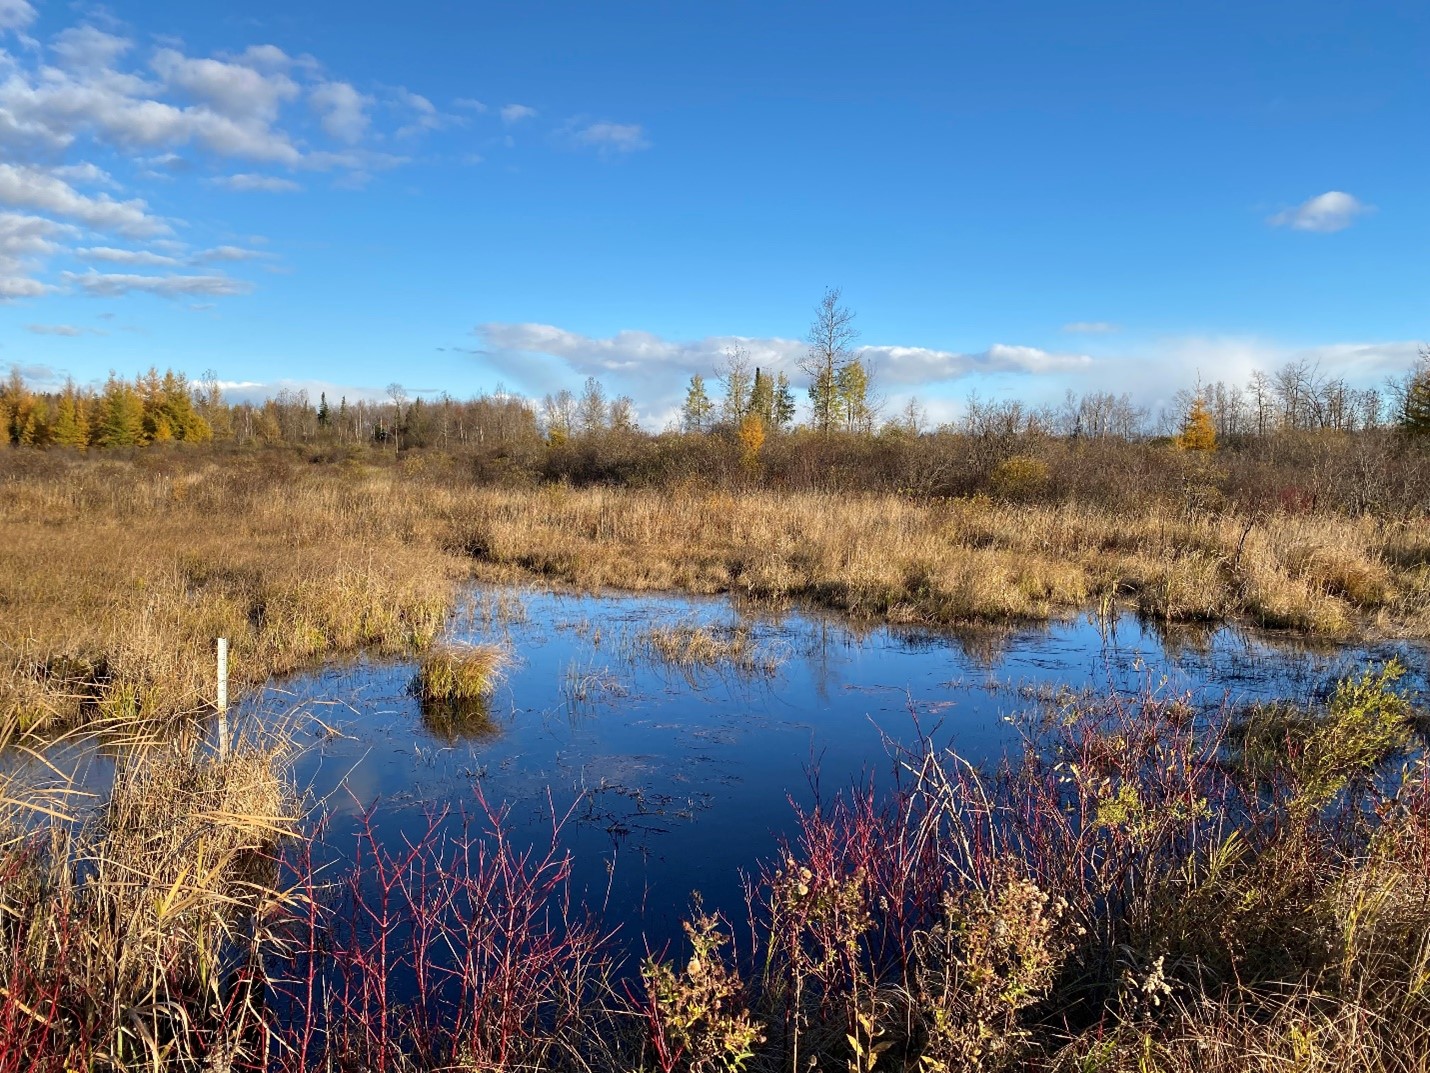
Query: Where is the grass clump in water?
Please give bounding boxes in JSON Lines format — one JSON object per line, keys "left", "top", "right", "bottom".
{"left": 638, "top": 619, "right": 782, "bottom": 676}
{"left": 414, "top": 641, "right": 507, "bottom": 701}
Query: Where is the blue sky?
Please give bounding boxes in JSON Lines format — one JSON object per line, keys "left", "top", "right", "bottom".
{"left": 1, "top": 0, "right": 1425, "bottom": 425}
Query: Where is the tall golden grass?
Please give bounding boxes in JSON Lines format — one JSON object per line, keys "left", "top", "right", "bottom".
{"left": 0, "top": 715, "right": 295, "bottom": 1069}
{"left": 3, "top": 449, "right": 1428, "bottom": 730}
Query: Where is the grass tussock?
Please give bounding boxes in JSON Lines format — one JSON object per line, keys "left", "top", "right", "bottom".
{"left": 414, "top": 641, "right": 507, "bottom": 701}
{"left": 5, "top": 450, "right": 1430, "bottom": 733}
{"left": 638, "top": 619, "right": 782, "bottom": 675}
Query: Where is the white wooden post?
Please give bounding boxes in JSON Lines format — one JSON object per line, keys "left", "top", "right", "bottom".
{"left": 216, "top": 637, "right": 230, "bottom": 758}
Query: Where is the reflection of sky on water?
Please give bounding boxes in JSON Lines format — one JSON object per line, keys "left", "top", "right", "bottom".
{"left": 18, "top": 585, "right": 1430, "bottom": 953}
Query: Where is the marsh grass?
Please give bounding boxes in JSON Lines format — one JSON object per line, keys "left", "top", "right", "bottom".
{"left": 413, "top": 641, "right": 507, "bottom": 702}
{"left": 0, "top": 713, "right": 296, "bottom": 1070}
{"left": 5, "top": 451, "right": 1430, "bottom": 733}
{"left": 637, "top": 618, "right": 784, "bottom": 676}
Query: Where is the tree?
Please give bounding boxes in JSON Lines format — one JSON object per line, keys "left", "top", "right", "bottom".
{"left": 50, "top": 381, "right": 88, "bottom": 448}
{"left": 95, "top": 375, "right": 145, "bottom": 447}
{"left": 836, "top": 358, "right": 871, "bottom": 433}
{"left": 718, "top": 346, "right": 753, "bottom": 426}
{"left": 772, "top": 373, "right": 796, "bottom": 430}
{"left": 577, "top": 376, "right": 608, "bottom": 436}
{"left": 737, "top": 413, "right": 765, "bottom": 469}
{"left": 749, "top": 368, "right": 774, "bottom": 424}
{"left": 1401, "top": 349, "right": 1430, "bottom": 437}
{"left": 801, "top": 287, "right": 860, "bottom": 434}
{"left": 317, "top": 392, "right": 331, "bottom": 427}
{"left": 682, "top": 375, "right": 714, "bottom": 432}
{"left": 1177, "top": 397, "right": 1218, "bottom": 452}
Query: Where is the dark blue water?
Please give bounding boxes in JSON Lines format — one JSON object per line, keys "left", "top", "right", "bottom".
{"left": 218, "top": 585, "right": 1426, "bottom": 951}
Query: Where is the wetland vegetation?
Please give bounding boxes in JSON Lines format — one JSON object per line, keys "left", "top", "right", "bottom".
{"left": 1, "top": 354, "right": 1429, "bottom": 1070}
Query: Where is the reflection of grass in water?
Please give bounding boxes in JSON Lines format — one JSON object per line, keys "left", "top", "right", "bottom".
{"left": 418, "top": 694, "right": 501, "bottom": 744}
{"left": 636, "top": 618, "right": 783, "bottom": 677}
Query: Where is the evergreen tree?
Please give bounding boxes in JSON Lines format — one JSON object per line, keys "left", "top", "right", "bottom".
{"left": 95, "top": 375, "right": 145, "bottom": 447}
{"left": 772, "top": 373, "right": 796, "bottom": 430}
{"left": 317, "top": 392, "right": 331, "bottom": 427}
{"left": 681, "top": 374, "right": 714, "bottom": 432}
{"left": 1403, "top": 373, "right": 1430, "bottom": 436}
{"left": 50, "top": 382, "right": 88, "bottom": 448}
{"left": 749, "top": 368, "right": 774, "bottom": 424}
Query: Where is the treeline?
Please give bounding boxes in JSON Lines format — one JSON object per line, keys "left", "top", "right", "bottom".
{"left": 2, "top": 346, "right": 1428, "bottom": 513}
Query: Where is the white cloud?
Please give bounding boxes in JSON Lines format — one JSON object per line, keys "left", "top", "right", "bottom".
{"left": 0, "top": 163, "right": 167, "bottom": 236}
{"left": 193, "top": 244, "right": 265, "bottom": 262}
{"left": 51, "top": 25, "right": 132, "bottom": 70}
{"left": 0, "top": 0, "right": 36, "bottom": 32}
{"left": 569, "top": 120, "right": 649, "bottom": 154}
{"left": 151, "top": 47, "right": 300, "bottom": 123}
{"left": 500, "top": 103, "right": 537, "bottom": 124}
{"left": 393, "top": 87, "right": 461, "bottom": 137}
{"left": 50, "top": 162, "right": 118, "bottom": 186}
{"left": 1062, "top": 321, "right": 1118, "bottom": 334}
{"left": 62, "top": 269, "right": 253, "bottom": 297}
{"left": 453, "top": 97, "right": 487, "bottom": 113}
{"left": 208, "top": 172, "right": 302, "bottom": 193}
{"left": 1268, "top": 191, "right": 1372, "bottom": 233}
{"left": 474, "top": 322, "right": 1093, "bottom": 395}
{"left": 76, "top": 245, "right": 182, "bottom": 266}
{"left": 25, "top": 322, "right": 103, "bottom": 336}
{"left": 0, "top": 212, "right": 71, "bottom": 299}
{"left": 309, "top": 80, "right": 370, "bottom": 143}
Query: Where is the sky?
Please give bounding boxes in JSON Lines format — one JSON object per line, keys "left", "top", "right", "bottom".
{"left": 0, "top": 0, "right": 1426, "bottom": 427}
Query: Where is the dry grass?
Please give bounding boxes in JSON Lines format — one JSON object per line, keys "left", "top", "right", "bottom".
{"left": 0, "top": 715, "right": 296, "bottom": 1069}
{"left": 414, "top": 641, "right": 507, "bottom": 700}
{"left": 4, "top": 451, "right": 1428, "bottom": 732}
{"left": 638, "top": 619, "right": 783, "bottom": 675}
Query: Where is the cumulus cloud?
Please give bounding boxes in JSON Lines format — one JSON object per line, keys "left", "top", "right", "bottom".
{"left": 0, "top": 0, "right": 36, "bottom": 32}
{"left": 62, "top": 269, "right": 253, "bottom": 297}
{"left": 309, "top": 81, "right": 371, "bottom": 143}
{"left": 0, "top": 164, "right": 168, "bottom": 236}
{"left": 151, "top": 48, "right": 300, "bottom": 123}
{"left": 500, "top": 103, "right": 537, "bottom": 124}
{"left": 569, "top": 120, "right": 650, "bottom": 154}
{"left": 1268, "top": 191, "right": 1372, "bottom": 233}
{"left": 208, "top": 172, "right": 302, "bottom": 193}
{"left": 473, "top": 322, "right": 1094, "bottom": 398}
{"left": 0, "top": 212, "right": 72, "bottom": 298}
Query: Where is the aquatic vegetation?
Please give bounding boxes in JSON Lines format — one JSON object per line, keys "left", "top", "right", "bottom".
{"left": 4, "top": 451, "right": 1430, "bottom": 732}
{"left": 637, "top": 619, "right": 783, "bottom": 676}
{"left": 413, "top": 641, "right": 507, "bottom": 702}
{"left": 1, "top": 661, "right": 1428, "bottom": 1070}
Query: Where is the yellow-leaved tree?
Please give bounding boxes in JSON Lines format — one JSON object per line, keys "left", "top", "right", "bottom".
{"left": 1177, "top": 397, "right": 1217, "bottom": 452}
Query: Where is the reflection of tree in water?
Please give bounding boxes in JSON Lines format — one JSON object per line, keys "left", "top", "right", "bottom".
{"left": 418, "top": 695, "right": 501, "bottom": 744}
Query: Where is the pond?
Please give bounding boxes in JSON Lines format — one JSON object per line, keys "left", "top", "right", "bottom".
{"left": 224, "top": 585, "right": 1427, "bottom": 951}
{"left": 13, "top": 585, "right": 1426, "bottom": 957}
